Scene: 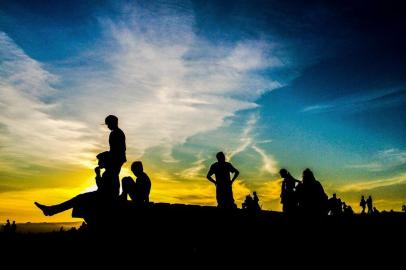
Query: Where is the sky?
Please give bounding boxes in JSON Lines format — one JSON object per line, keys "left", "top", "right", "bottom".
{"left": 0, "top": 0, "right": 405, "bottom": 222}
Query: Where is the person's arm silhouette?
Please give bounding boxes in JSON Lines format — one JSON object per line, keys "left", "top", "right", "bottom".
{"left": 206, "top": 165, "right": 217, "bottom": 185}
{"left": 229, "top": 164, "right": 239, "bottom": 184}
{"left": 95, "top": 166, "right": 102, "bottom": 188}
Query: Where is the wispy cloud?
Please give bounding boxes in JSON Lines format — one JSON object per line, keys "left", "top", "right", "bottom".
{"left": 338, "top": 172, "right": 406, "bottom": 192}
{"left": 228, "top": 114, "right": 257, "bottom": 159}
{"left": 177, "top": 154, "right": 206, "bottom": 179}
{"left": 302, "top": 88, "right": 406, "bottom": 114}
{"left": 347, "top": 148, "right": 406, "bottom": 172}
{"left": 251, "top": 144, "right": 279, "bottom": 174}
{"left": 228, "top": 113, "right": 278, "bottom": 175}
{"left": 0, "top": 5, "right": 284, "bottom": 173}
{"left": 60, "top": 7, "right": 282, "bottom": 160}
{"left": 0, "top": 32, "right": 95, "bottom": 173}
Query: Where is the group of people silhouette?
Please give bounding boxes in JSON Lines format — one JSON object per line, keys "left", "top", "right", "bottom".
{"left": 360, "top": 195, "right": 376, "bottom": 215}
{"left": 242, "top": 192, "right": 261, "bottom": 212}
{"left": 35, "top": 115, "right": 151, "bottom": 217}
{"left": 328, "top": 194, "right": 354, "bottom": 216}
{"left": 2, "top": 220, "right": 17, "bottom": 234}
{"left": 33, "top": 115, "right": 394, "bottom": 219}
{"left": 279, "top": 168, "right": 329, "bottom": 216}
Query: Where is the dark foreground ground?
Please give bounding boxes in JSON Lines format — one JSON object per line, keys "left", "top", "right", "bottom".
{"left": 2, "top": 203, "right": 406, "bottom": 264}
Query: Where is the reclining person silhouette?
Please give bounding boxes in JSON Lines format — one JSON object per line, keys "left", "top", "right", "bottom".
{"left": 207, "top": 152, "right": 239, "bottom": 209}
{"left": 120, "top": 161, "right": 151, "bottom": 206}
{"left": 34, "top": 151, "right": 119, "bottom": 216}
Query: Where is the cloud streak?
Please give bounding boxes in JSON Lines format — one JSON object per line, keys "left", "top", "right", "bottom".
{"left": 347, "top": 148, "right": 406, "bottom": 172}
{"left": 0, "top": 5, "right": 283, "bottom": 174}
{"left": 229, "top": 113, "right": 278, "bottom": 175}
{"left": 0, "top": 32, "right": 95, "bottom": 173}
{"left": 302, "top": 88, "right": 406, "bottom": 114}
{"left": 338, "top": 173, "right": 406, "bottom": 192}
{"left": 60, "top": 6, "right": 282, "bottom": 160}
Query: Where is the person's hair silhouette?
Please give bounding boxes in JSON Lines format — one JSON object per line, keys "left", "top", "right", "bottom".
{"left": 207, "top": 152, "right": 239, "bottom": 209}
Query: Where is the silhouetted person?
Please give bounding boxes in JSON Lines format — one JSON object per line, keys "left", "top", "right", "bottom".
{"left": 296, "top": 168, "right": 328, "bottom": 216}
{"left": 207, "top": 152, "right": 239, "bottom": 209}
{"left": 3, "top": 219, "right": 11, "bottom": 233}
{"left": 242, "top": 195, "right": 253, "bottom": 210}
{"left": 35, "top": 151, "right": 119, "bottom": 216}
{"left": 105, "top": 115, "right": 126, "bottom": 175}
{"left": 11, "top": 221, "right": 16, "bottom": 234}
{"left": 360, "top": 196, "right": 366, "bottom": 214}
{"left": 402, "top": 205, "right": 406, "bottom": 213}
{"left": 367, "top": 196, "right": 373, "bottom": 214}
{"left": 253, "top": 191, "right": 261, "bottom": 211}
{"left": 120, "top": 161, "right": 151, "bottom": 206}
{"left": 279, "top": 168, "right": 300, "bottom": 214}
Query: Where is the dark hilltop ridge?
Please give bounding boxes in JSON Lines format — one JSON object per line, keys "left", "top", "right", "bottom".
{"left": 2, "top": 202, "right": 406, "bottom": 261}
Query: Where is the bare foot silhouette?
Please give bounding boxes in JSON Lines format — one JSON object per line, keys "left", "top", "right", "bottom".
{"left": 34, "top": 202, "right": 54, "bottom": 216}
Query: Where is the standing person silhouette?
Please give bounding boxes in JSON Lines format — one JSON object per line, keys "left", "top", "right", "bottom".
{"left": 366, "top": 195, "right": 373, "bottom": 214}
{"left": 207, "top": 152, "right": 239, "bottom": 209}
{"left": 105, "top": 115, "right": 126, "bottom": 175}
{"left": 280, "top": 169, "right": 300, "bottom": 214}
{"left": 253, "top": 191, "right": 261, "bottom": 211}
{"left": 4, "top": 219, "right": 11, "bottom": 233}
{"left": 360, "top": 195, "right": 366, "bottom": 214}
{"left": 11, "top": 221, "right": 16, "bottom": 233}
{"left": 296, "top": 168, "right": 328, "bottom": 216}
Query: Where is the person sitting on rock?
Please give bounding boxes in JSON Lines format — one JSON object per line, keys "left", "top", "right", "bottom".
{"left": 120, "top": 161, "right": 151, "bottom": 206}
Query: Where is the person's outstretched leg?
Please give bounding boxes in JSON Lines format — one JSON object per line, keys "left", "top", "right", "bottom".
{"left": 35, "top": 197, "right": 77, "bottom": 216}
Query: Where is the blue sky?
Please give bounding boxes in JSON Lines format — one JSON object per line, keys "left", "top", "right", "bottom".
{"left": 0, "top": 0, "right": 405, "bottom": 220}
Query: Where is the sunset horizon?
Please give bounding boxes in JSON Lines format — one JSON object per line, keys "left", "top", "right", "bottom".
{"left": 1, "top": 0, "right": 406, "bottom": 223}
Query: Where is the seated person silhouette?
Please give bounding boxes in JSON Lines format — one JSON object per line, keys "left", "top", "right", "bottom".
{"left": 120, "top": 161, "right": 151, "bottom": 206}
{"left": 34, "top": 151, "right": 119, "bottom": 216}
{"left": 207, "top": 152, "right": 239, "bottom": 209}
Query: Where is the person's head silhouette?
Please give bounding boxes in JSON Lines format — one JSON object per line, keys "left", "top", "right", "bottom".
{"left": 302, "top": 168, "right": 315, "bottom": 184}
{"left": 122, "top": 176, "right": 134, "bottom": 191}
{"left": 96, "top": 151, "right": 112, "bottom": 169}
{"left": 279, "top": 168, "right": 289, "bottom": 178}
{"left": 216, "top": 152, "right": 226, "bottom": 163}
{"left": 131, "top": 161, "right": 144, "bottom": 177}
{"left": 105, "top": 115, "right": 119, "bottom": 130}
{"left": 333, "top": 193, "right": 337, "bottom": 198}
